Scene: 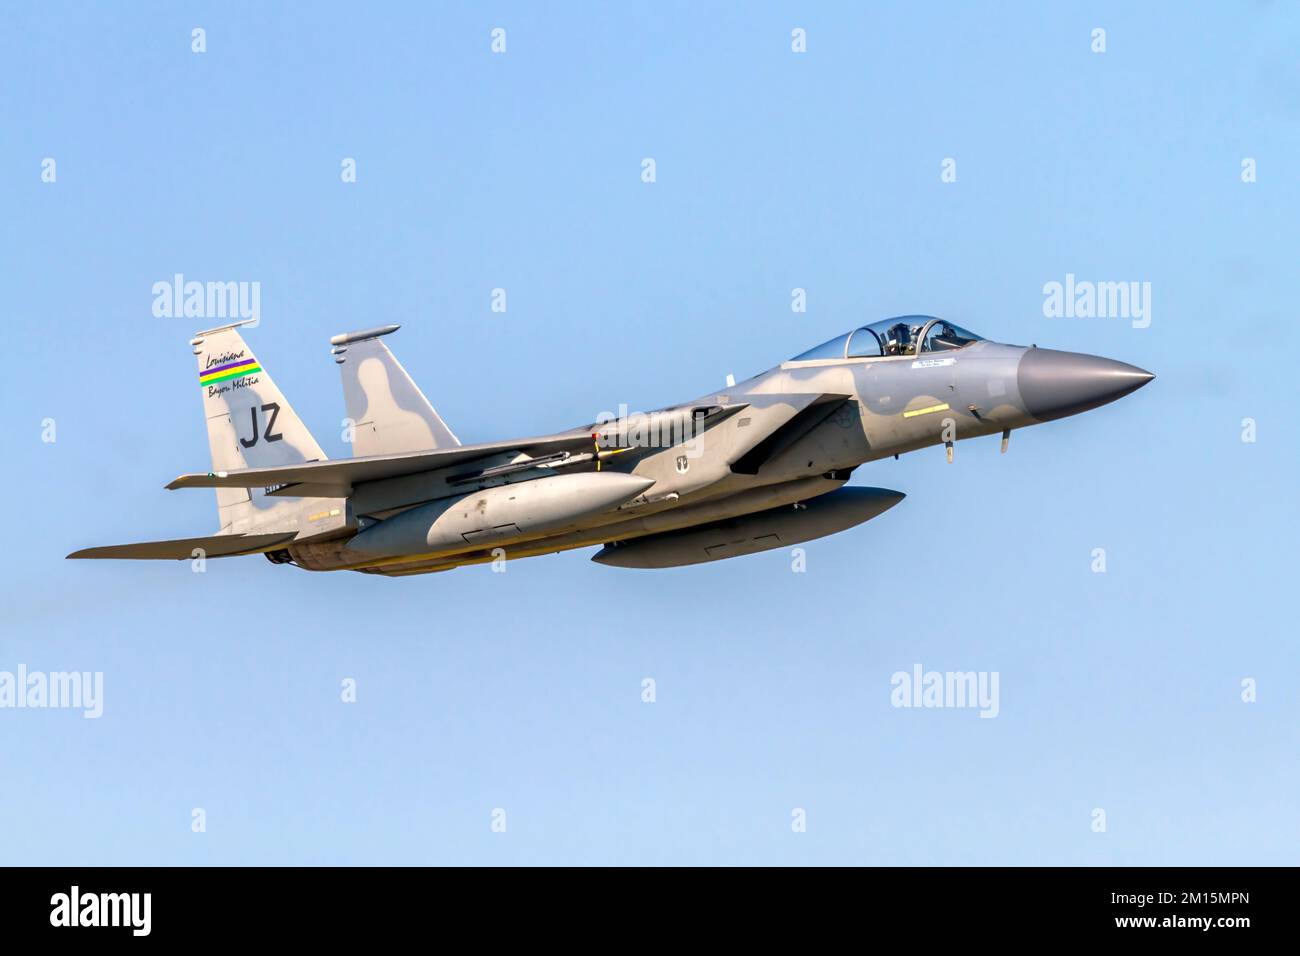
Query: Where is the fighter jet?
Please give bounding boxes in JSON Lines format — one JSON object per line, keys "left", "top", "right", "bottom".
{"left": 68, "top": 317, "right": 1153, "bottom": 574}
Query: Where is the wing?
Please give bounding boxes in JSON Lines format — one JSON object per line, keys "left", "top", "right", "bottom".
{"left": 164, "top": 433, "right": 598, "bottom": 496}
{"left": 165, "top": 404, "right": 753, "bottom": 496}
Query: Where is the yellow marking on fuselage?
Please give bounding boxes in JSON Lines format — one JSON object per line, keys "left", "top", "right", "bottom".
{"left": 902, "top": 402, "right": 950, "bottom": 418}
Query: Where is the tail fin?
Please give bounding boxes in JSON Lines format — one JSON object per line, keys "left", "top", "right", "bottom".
{"left": 330, "top": 325, "right": 461, "bottom": 456}
{"left": 191, "top": 320, "right": 328, "bottom": 531}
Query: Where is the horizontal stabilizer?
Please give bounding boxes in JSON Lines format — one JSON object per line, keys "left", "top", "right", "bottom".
{"left": 67, "top": 531, "right": 296, "bottom": 561}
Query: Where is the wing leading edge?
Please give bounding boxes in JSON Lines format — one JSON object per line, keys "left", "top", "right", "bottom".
{"left": 164, "top": 403, "right": 758, "bottom": 496}
{"left": 165, "top": 434, "right": 599, "bottom": 495}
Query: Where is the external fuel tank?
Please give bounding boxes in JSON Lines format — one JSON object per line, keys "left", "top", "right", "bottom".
{"left": 345, "top": 471, "right": 655, "bottom": 560}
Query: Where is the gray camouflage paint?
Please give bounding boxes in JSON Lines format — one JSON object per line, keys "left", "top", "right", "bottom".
{"left": 69, "top": 319, "right": 1153, "bottom": 571}
{"left": 332, "top": 325, "right": 460, "bottom": 457}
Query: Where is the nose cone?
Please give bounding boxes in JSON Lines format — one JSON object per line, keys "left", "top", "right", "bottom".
{"left": 1017, "top": 348, "right": 1154, "bottom": 422}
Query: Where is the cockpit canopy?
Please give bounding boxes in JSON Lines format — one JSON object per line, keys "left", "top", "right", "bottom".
{"left": 790, "top": 316, "right": 983, "bottom": 362}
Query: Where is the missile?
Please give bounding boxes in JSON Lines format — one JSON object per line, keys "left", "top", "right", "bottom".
{"left": 591, "top": 486, "right": 904, "bottom": 569}
{"left": 346, "top": 472, "right": 654, "bottom": 560}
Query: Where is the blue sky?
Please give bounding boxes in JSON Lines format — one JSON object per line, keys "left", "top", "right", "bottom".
{"left": 2, "top": 2, "right": 1296, "bottom": 865}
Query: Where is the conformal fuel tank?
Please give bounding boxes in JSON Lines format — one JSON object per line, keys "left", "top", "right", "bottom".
{"left": 346, "top": 471, "right": 654, "bottom": 560}
{"left": 591, "top": 486, "right": 904, "bottom": 569}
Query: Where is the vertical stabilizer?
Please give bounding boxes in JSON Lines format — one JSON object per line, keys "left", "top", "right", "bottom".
{"left": 191, "top": 320, "right": 329, "bottom": 532}
{"left": 331, "top": 325, "right": 461, "bottom": 456}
